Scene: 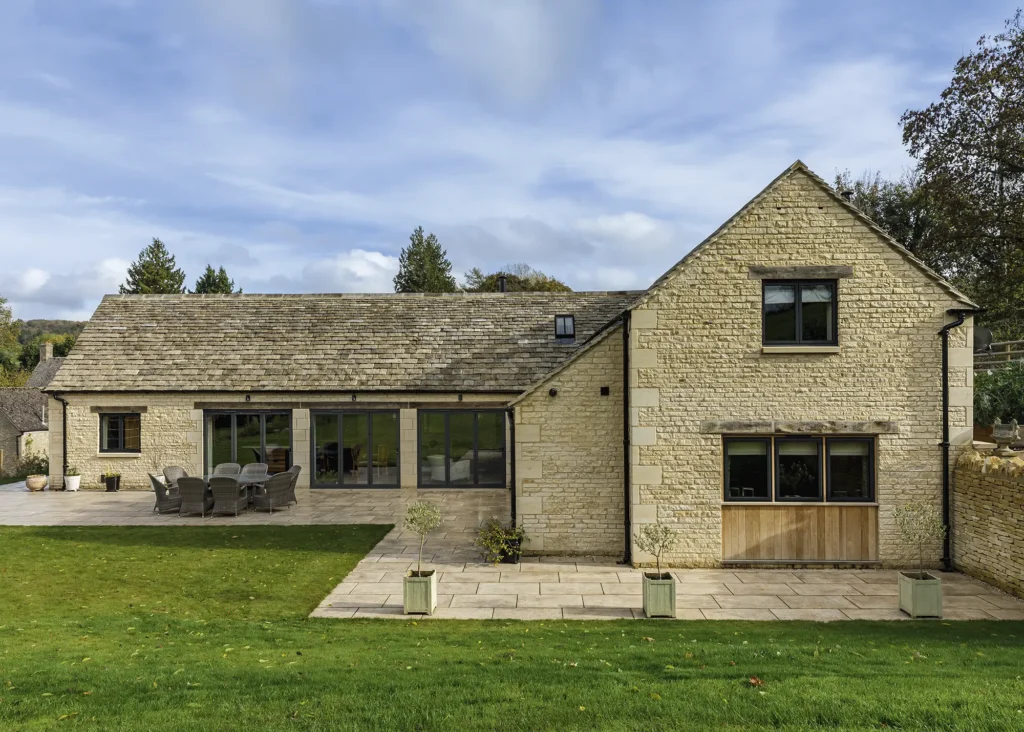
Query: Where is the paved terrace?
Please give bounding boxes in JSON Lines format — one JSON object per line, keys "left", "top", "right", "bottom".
{"left": 3, "top": 483, "right": 1021, "bottom": 620}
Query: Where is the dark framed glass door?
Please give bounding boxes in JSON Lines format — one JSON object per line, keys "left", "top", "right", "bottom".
{"left": 203, "top": 411, "right": 292, "bottom": 474}
{"left": 311, "top": 410, "right": 399, "bottom": 488}
{"left": 418, "top": 410, "right": 506, "bottom": 488}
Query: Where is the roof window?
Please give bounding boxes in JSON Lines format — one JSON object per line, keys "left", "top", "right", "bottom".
{"left": 555, "top": 315, "right": 575, "bottom": 339}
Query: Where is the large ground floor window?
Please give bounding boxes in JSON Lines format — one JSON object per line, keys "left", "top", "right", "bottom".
{"left": 419, "top": 410, "right": 506, "bottom": 487}
{"left": 205, "top": 411, "right": 292, "bottom": 474}
{"left": 723, "top": 435, "right": 875, "bottom": 503}
{"left": 311, "top": 410, "right": 399, "bottom": 487}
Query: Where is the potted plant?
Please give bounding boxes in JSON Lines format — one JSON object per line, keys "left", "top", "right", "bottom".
{"left": 475, "top": 517, "right": 526, "bottom": 565}
{"left": 102, "top": 469, "right": 121, "bottom": 492}
{"left": 635, "top": 523, "right": 678, "bottom": 618}
{"left": 893, "top": 502, "right": 947, "bottom": 618}
{"left": 64, "top": 466, "right": 81, "bottom": 492}
{"left": 25, "top": 474, "right": 48, "bottom": 491}
{"left": 403, "top": 501, "right": 443, "bottom": 615}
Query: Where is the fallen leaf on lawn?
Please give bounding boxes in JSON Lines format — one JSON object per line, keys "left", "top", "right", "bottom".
{"left": 642, "top": 637, "right": 655, "bottom": 643}
{"left": 748, "top": 676, "right": 764, "bottom": 688}
{"left": 650, "top": 693, "right": 661, "bottom": 700}
{"left": 578, "top": 706, "right": 585, "bottom": 712}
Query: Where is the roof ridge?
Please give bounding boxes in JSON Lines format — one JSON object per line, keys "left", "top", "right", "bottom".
{"left": 102, "top": 291, "right": 645, "bottom": 300}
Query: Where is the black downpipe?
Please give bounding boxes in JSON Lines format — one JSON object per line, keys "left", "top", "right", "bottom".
{"left": 506, "top": 406, "right": 516, "bottom": 526}
{"left": 53, "top": 393, "right": 69, "bottom": 491}
{"left": 938, "top": 308, "right": 980, "bottom": 570}
{"left": 622, "top": 313, "right": 632, "bottom": 565}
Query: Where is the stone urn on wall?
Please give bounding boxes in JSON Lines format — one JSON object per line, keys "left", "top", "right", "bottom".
{"left": 992, "top": 419, "right": 1020, "bottom": 457}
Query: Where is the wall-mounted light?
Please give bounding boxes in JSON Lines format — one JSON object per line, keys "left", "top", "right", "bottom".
{"left": 600, "top": 386, "right": 610, "bottom": 396}
{"left": 458, "top": 394, "right": 463, "bottom": 402}
{"left": 549, "top": 388, "right": 558, "bottom": 397}
{"left": 351, "top": 394, "right": 357, "bottom": 401}
{"left": 245, "top": 394, "right": 251, "bottom": 402}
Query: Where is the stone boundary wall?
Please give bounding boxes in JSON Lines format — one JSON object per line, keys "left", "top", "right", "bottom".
{"left": 953, "top": 459, "right": 1024, "bottom": 599}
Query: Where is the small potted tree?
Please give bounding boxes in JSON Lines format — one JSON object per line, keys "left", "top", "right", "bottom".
{"left": 64, "top": 466, "right": 81, "bottom": 492}
{"left": 102, "top": 469, "right": 121, "bottom": 492}
{"left": 403, "top": 501, "right": 443, "bottom": 615}
{"left": 893, "top": 502, "right": 946, "bottom": 618}
{"left": 475, "top": 517, "right": 527, "bottom": 565}
{"left": 635, "top": 523, "right": 678, "bottom": 618}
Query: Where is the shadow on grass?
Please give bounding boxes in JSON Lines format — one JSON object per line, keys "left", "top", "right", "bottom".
{"left": 4, "top": 524, "right": 394, "bottom": 554}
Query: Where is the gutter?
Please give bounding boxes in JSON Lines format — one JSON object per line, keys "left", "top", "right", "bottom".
{"left": 938, "top": 307, "right": 983, "bottom": 571}
{"left": 622, "top": 312, "right": 632, "bottom": 565}
{"left": 506, "top": 406, "right": 517, "bottom": 526}
{"left": 53, "top": 393, "right": 69, "bottom": 491}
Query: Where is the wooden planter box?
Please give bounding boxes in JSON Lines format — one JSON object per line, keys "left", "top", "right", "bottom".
{"left": 899, "top": 572, "right": 943, "bottom": 618}
{"left": 642, "top": 572, "right": 676, "bottom": 618}
{"left": 404, "top": 570, "right": 437, "bottom": 615}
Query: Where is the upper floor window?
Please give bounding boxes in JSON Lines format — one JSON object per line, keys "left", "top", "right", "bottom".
{"left": 100, "top": 413, "right": 141, "bottom": 453}
{"left": 763, "top": 280, "right": 837, "bottom": 346}
{"left": 555, "top": 314, "right": 575, "bottom": 339}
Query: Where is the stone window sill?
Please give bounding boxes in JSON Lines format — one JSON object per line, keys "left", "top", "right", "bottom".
{"left": 95, "top": 453, "right": 142, "bottom": 459}
{"left": 761, "top": 346, "right": 840, "bottom": 355}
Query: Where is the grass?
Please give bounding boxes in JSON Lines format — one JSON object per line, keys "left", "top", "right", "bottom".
{"left": 1, "top": 527, "right": 1023, "bottom": 731}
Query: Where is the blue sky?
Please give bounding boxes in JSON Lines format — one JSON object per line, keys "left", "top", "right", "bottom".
{"left": 0, "top": 0, "right": 1017, "bottom": 320}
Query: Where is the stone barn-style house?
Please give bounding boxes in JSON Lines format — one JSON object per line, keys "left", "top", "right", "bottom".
{"left": 45, "top": 162, "right": 978, "bottom": 567}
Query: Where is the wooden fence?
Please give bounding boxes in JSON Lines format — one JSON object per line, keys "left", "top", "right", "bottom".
{"left": 975, "top": 340, "right": 1024, "bottom": 373}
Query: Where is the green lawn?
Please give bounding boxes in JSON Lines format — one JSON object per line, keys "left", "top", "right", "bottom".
{"left": 1, "top": 527, "right": 1023, "bottom": 731}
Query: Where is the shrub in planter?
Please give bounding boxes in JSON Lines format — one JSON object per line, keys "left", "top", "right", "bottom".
{"left": 102, "top": 469, "right": 121, "bottom": 492}
{"left": 403, "top": 501, "right": 442, "bottom": 615}
{"left": 635, "top": 523, "right": 678, "bottom": 618}
{"left": 475, "top": 518, "right": 526, "bottom": 565}
{"left": 65, "top": 466, "right": 81, "bottom": 492}
{"left": 893, "top": 502, "right": 947, "bottom": 618}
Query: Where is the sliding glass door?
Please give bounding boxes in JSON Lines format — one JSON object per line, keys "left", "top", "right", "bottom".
{"left": 311, "top": 410, "right": 399, "bottom": 488}
{"left": 418, "top": 410, "right": 506, "bottom": 487}
{"left": 204, "top": 411, "right": 292, "bottom": 474}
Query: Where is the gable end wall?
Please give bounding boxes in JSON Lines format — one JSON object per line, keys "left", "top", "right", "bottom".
{"left": 629, "top": 170, "right": 971, "bottom": 566}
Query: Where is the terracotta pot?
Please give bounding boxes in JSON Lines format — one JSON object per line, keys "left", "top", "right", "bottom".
{"left": 25, "top": 475, "right": 48, "bottom": 491}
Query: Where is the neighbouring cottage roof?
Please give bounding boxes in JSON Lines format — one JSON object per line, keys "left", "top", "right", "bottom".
{"left": 47, "top": 292, "right": 639, "bottom": 393}
{"left": 0, "top": 388, "right": 48, "bottom": 433}
{"left": 25, "top": 357, "right": 65, "bottom": 389}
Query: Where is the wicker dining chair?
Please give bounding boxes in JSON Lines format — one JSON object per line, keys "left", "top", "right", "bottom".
{"left": 252, "top": 472, "right": 292, "bottom": 513}
{"left": 240, "top": 462, "right": 269, "bottom": 479}
{"left": 178, "top": 477, "right": 214, "bottom": 517}
{"left": 210, "top": 476, "right": 247, "bottom": 517}
{"left": 163, "top": 466, "right": 188, "bottom": 492}
{"left": 213, "top": 463, "right": 241, "bottom": 476}
{"left": 150, "top": 473, "right": 182, "bottom": 514}
{"left": 285, "top": 464, "right": 302, "bottom": 504}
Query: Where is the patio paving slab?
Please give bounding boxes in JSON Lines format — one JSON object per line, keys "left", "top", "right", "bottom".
{"left": 713, "top": 595, "right": 789, "bottom": 609}
{"left": 772, "top": 609, "right": 848, "bottom": 621}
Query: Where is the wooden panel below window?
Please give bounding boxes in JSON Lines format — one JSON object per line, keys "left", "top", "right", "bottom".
{"left": 722, "top": 505, "right": 878, "bottom": 562}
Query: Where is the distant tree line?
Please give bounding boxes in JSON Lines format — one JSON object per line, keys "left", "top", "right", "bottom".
{"left": 836, "top": 10, "right": 1024, "bottom": 339}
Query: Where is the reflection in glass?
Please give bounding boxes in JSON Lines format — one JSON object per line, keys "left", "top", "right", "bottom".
{"left": 419, "top": 412, "right": 447, "bottom": 486}
{"left": 263, "top": 413, "right": 292, "bottom": 472}
{"left": 207, "top": 413, "right": 233, "bottom": 472}
{"left": 476, "top": 412, "right": 505, "bottom": 485}
{"left": 371, "top": 412, "right": 400, "bottom": 485}
{"left": 725, "top": 440, "right": 770, "bottom": 499}
{"left": 829, "top": 441, "right": 871, "bottom": 499}
{"left": 449, "top": 412, "right": 475, "bottom": 485}
{"left": 801, "top": 284, "right": 834, "bottom": 342}
{"left": 341, "top": 413, "right": 369, "bottom": 485}
{"left": 235, "top": 414, "right": 262, "bottom": 469}
{"left": 314, "top": 414, "right": 339, "bottom": 485}
{"left": 776, "top": 440, "right": 821, "bottom": 499}
{"left": 764, "top": 284, "right": 797, "bottom": 342}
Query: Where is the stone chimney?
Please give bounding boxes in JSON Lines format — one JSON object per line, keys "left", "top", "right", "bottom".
{"left": 498, "top": 275, "right": 507, "bottom": 293}
{"left": 39, "top": 342, "right": 54, "bottom": 363}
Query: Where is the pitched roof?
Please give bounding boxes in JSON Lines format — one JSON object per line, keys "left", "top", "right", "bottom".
{"left": 0, "top": 388, "right": 47, "bottom": 433}
{"left": 629, "top": 160, "right": 978, "bottom": 312}
{"left": 25, "top": 357, "right": 65, "bottom": 389}
{"left": 47, "top": 292, "right": 640, "bottom": 393}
